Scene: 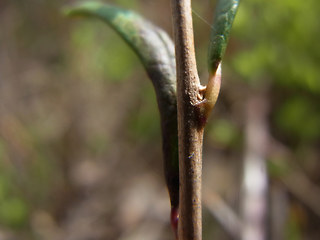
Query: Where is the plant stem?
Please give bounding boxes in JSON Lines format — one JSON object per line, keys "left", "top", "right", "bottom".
{"left": 170, "top": 0, "right": 203, "bottom": 239}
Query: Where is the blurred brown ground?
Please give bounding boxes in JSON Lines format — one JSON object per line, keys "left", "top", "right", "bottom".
{"left": 1, "top": 0, "right": 320, "bottom": 240}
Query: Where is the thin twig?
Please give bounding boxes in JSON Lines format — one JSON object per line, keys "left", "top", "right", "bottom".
{"left": 170, "top": 0, "right": 203, "bottom": 239}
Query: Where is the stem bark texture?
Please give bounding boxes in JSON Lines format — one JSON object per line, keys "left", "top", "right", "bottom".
{"left": 171, "top": 0, "right": 203, "bottom": 239}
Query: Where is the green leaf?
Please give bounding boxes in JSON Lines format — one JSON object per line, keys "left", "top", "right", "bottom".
{"left": 64, "top": 2, "right": 176, "bottom": 84}
{"left": 208, "top": 0, "right": 239, "bottom": 73}
{"left": 64, "top": 1, "right": 179, "bottom": 208}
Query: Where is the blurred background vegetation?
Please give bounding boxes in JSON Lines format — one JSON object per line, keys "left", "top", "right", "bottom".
{"left": 0, "top": 0, "right": 319, "bottom": 239}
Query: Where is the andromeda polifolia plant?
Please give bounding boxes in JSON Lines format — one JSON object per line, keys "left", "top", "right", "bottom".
{"left": 64, "top": 0, "right": 239, "bottom": 239}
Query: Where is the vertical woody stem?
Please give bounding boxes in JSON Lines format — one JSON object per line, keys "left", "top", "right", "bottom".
{"left": 170, "top": 0, "right": 203, "bottom": 239}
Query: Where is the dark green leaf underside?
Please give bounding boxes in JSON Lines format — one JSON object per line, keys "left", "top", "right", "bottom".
{"left": 64, "top": 2, "right": 174, "bottom": 69}
{"left": 64, "top": 1, "right": 179, "bottom": 207}
{"left": 208, "top": 0, "right": 239, "bottom": 73}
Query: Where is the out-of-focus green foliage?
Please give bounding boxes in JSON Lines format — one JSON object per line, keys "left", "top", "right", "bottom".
{"left": 207, "top": 118, "right": 240, "bottom": 147}
{"left": 71, "top": 21, "right": 138, "bottom": 82}
{"left": 267, "top": 157, "right": 290, "bottom": 178}
{"left": 231, "top": 0, "right": 320, "bottom": 144}
{"left": 232, "top": 0, "right": 320, "bottom": 91}
{"left": 0, "top": 149, "right": 28, "bottom": 228}
{"left": 275, "top": 96, "right": 320, "bottom": 142}
{"left": 0, "top": 119, "right": 61, "bottom": 229}
{"left": 286, "top": 207, "right": 303, "bottom": 240}
{"left": 0, "top": 197, "right": 28, "bottom": 228}
{"left": 114, "top": 0, "right": 137, "bottom": 9}
{"left": 128, "top": 84, "right": 160, "bottom": 141}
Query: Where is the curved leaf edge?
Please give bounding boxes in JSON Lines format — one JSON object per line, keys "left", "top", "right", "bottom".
{"left": 63, "top": 1, "right": 179, "bottom": 208}
{"left": 208, "top": 0, "right": 240, "bottom": 73}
